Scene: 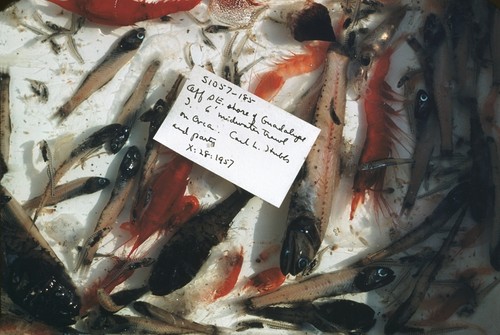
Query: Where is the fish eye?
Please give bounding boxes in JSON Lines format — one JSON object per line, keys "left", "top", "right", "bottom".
{"left": 376, "top": 268, "right": 388, "bottom": 277}
{"left": 359, "top": 53, "right": 371, "bottom": 67}
{"left": 297, "top": 257, "right": 309, "bottom": 271}
{"left": 418, "top": 91, "right": 429, "bottom": 102}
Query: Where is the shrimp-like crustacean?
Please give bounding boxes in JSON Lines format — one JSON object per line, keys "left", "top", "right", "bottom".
{"left": 46, "top": 0, "right": 202, "bottom": 26}
{"left": 253, "top": 40, "right": 330, "bottom": 102}
{"left": 121, "top": 154, "right": 199, "bottom": 258}
{"left": 349, "top": 44, "right": 403, "bottom": 221}
{"left": 211, "top": 246, "right": 244, "bottom": 301}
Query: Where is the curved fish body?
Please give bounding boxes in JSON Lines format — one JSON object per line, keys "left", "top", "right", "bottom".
{"left": 149, "top": 190, "right": 253, "bottom": 296}
{"left": 247, "top": 266, "right": 394, "bottom": 310}
{"left": 75, "top": 146, "right": 142, "bottom": 271}
{"left": 280, "top": 45, "right": 349, "bottom": 276}
{"left": 54, "top": 28, "right": 146, "bottom": 122}
{"left": 0, "top": 187, "right": 81, "bottom": 327}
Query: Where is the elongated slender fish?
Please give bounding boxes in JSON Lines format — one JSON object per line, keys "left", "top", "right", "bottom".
{"left": 23, "top": 176, "right": 110, "bottom": 211}
{"left": 115, "top": 59, "right": 161, "bottom": 126}
{"left": 400, "top": 92, "right": 439, "bottom": 215}
{"left": 426, "top": 13, "right": 454, "bottom": 155}
{"left": 280, "top": 44, "right": 349, "bottom": 276}
{"left": 149, "top": 190, "right": 253, "bottom": 296}
{"left": 247, "top": 266, "right": 394, "bottom": 310}
{"left": 75, "top": 146, "right": 142, "bottom": 271}
{"left": 54, "top": 28, "right": 146, "bottom": 122}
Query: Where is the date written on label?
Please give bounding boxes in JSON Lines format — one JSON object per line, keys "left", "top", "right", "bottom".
{"left": 154, "top": 66, "right": 320, "bottom": 207}
{"left": 186, "top": 143, "right": 234, "bottom": 168}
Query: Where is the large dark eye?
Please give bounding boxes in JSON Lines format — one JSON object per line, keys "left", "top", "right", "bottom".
{"left": 414, "top": 89, "right": 430, "bottom": 121}
{"left": 297, "top": 257, "right": 309, "bottom": 271}
{"left": 376, "top": 267, "right": 389, "bottom": 277}
{"left": 137, "top": 31, "right": 145, "bottom": 40}
{"left": 359, "top": 53, "right": 371, "bottom": 67}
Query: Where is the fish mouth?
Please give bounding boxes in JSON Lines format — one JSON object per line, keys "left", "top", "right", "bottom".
{"left": 280, "top": 214, "right": 321, "bottom": 276}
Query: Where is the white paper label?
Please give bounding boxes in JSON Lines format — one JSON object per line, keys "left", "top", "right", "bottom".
{"left": 154, "top": 66, "right": 320, "bottom": 207}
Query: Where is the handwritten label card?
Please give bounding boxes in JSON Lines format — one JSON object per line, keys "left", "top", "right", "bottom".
{"left": 154, "top": 66, "right": 320, "bottom": 207}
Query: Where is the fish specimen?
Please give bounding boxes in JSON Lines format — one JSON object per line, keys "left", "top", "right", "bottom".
{"left": 54, "top": 28, "right": 146, "bottom": 122}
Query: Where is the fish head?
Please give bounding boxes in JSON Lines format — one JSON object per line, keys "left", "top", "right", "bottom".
{"left": 354, "top": 266, "right": 395, "bottom": 291}
{"left": 119, "top": 28, "right": 146, "bottom": 51}
{"left": 109, "top": 126, "right": 131, "bottom": 154}
{"left": 280, "top": 215, "right": 321, "bottom": 276}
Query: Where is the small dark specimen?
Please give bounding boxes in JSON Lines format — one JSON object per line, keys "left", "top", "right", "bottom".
{"left": 149, "top": 190, "right": 253, "bottom": 296}
{"left": 288, "top": 2, "right": 335, "bottom": 42}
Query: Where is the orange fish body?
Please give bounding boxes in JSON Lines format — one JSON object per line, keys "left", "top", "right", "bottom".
{"left": 47, "top": 0, "right": 202, "bottom": 26}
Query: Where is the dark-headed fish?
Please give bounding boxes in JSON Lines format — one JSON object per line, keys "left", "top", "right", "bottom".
{"left": 54, "top": 28, "right": 146, "bottom": 122}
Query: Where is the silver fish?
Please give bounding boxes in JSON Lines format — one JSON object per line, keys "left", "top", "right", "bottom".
{"left": 54, "top": 28, "right": 146, "bottom": 122}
